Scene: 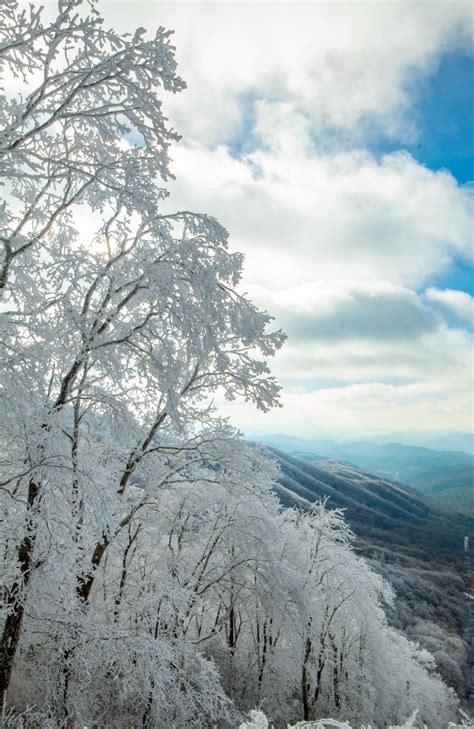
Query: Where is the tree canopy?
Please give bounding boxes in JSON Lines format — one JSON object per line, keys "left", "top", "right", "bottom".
{"left": 0, "top": 2, "right": 460, "bottom": 727}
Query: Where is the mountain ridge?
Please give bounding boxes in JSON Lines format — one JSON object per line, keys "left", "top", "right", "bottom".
{"left": 250, "top": 434, "right": 474, "bottom": 513}
{"left": 269, "top": 446, "right": 473, "bottom": 566}
{"left": 265, "top": 446, "right": 473, "bottom": 701}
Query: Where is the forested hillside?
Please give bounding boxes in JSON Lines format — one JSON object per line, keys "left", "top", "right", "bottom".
{"left": 269, "top": 448, "right": 473, "bottom": 701}
{"left": 255, "top": 434, "right": 474, "bottom": 514}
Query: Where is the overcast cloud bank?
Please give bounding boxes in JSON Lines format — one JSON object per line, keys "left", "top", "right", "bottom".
{"left": 102, "top": 0, "right": 473, "bottom": 437}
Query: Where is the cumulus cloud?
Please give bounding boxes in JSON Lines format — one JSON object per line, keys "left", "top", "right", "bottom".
{"left": 247, "top": 282, "right": 440, "bottom": 342}
{"left": 165, "top": 140, "right": 473, "bottom": 289}
{"left": 96, "top": 0, "right": 474, "bottom": 437}
{"left": 271, "top": 324, "right": 473, "bottom": 383}
{"left": 215, "top": 284, "right": 473, "bottom": 434}
{"left": 425, "top": 287, "right": 474, "bottom": 324}
{"left": 217, "top": 376, "right": 473, "bottom": 437}
{"left": 101, "top": 0, "right": 472, "bottom": 146}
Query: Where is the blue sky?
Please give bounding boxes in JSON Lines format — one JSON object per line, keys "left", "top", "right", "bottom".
{"left": 105, "top": 1, "right": 473, "bottom": 440}
{"left": 367, "top": 49, "right": 474, "bottom": 184}
{"left": 376, "top": 48, "right": 474, "bottom": 298}
{"left": 406, "top": 50, "right": 474, "bottom": 185}
{"left": 407, "top": 50, "right": 473, "bottom": 297}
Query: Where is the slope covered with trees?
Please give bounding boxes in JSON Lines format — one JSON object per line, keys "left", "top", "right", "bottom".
{"left": 0, "top": 2, "right": 462, "bottom": 727}
{"left": 271, "top": 449, "right": 473, "bottom": 565}
{"left": 254, "top": 434, "right": 474, "bottom": 514}
{"left": 269, "top": 448, "right": 473, "bottom": 701}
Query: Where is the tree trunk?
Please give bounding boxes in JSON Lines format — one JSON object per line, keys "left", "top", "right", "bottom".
{"left": 76, "top": 538, "right": 109, "bottom": 603}
{"left": 113, "top": 524, "right": 141, "bottom": 622}
{"left": 302, "top": 635, "right": 313, "bottom": 720}
{"left": 0, "top": 479, "right": 39, "bottom": 708}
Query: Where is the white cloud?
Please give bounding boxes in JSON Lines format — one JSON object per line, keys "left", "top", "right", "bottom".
{"left": 425, "top": 287, "right": 474, "bottom": 324}
{"left": 98, "top": 0, "right": 472, "bottom": 146}
{"left": 215, "top": 283, "right": 473, "bottom": 435}
{"left": 155, "top": 2, "right": 466, "bottom": 142}
{"left": 271, "top": 323, "right": 472, "bottom": 383}
{"left": 247, "top": 281, "right": 440, "bottom": 341}
{"left": 93, "top": 0, "right": 474, "bottom": 437}
{"left": 218, "top": 375, "right": 474, "bottom": 438}
{"left": 165, "top": 140, "right": 473, "bottom": 289}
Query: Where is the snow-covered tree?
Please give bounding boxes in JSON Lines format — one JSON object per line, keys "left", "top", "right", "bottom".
{"left": 0, "top": 2, "right": 460, "bottom": 727}
{"left": 0, "top": 0, "right": 283, "bottom": 710}
{"left": 0, "top": 0, "right": 183, "bottom": 290}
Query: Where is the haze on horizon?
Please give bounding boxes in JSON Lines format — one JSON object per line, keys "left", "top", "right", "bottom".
{"left": 99, "top": 0, "right": 474, "bottom": 443}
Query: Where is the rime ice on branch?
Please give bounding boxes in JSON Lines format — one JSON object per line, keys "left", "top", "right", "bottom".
{"left": 0, "top": 2, "right": 459, "bottom": 727}
{"left": 0, "top": 0, "right": 283, "bottom": 714}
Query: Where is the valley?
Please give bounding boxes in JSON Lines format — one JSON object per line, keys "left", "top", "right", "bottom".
{"left": 253, "top": 434, "right": 474, "bottom": 514}
{"left": 264, "top": 446, "right": 474, "bottom": 707}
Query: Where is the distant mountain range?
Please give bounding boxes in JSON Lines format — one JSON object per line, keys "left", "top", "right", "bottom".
{"left": 250, "top": 433, "right": 474, "bottom": 514}
{"left": 267, "top": 446, "right": 473, "bottom": 567}
{"left": 263, "top": 447, "right": 474, "bottom": 699}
